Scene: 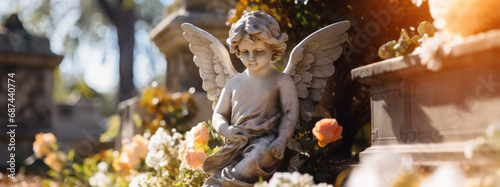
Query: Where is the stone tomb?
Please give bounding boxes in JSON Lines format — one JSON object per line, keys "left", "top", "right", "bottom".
{"left": 352, "top": 29, "right": 500, "bottom": 165}
{"left": 0, "top": 14, "right": 62, "bottom": 169}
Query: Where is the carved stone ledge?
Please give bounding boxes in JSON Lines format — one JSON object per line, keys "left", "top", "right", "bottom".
{"left": 352, "top": 29, "right": 500, "bottom": 165}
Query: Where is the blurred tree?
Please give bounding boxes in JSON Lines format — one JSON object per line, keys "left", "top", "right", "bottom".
{"left": 228, "top": 0, "right": 432, "bottom": 183}
{"left": 10, "top": 0, "right": 165, "bottom": 102}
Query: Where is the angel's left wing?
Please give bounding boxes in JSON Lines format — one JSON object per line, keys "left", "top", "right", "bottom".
{"left": 284, "top": 20, "right": 350, "bottom": 121}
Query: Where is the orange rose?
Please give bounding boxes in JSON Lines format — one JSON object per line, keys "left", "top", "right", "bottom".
{"left": 312, "top": 118, "right": 343, "bottom": 147}
{"left": 179, "top": 141, "right": 207, "bottom": 169}
{"left": 131, "top": 135, "right": 149, "bottom": 159}
{"left": 120, "top": 142, "right": 143, "bottom": 168}
{"left": 113, "top": 152, "right": 134, "bottom": 175}
{"left": 44, "top": 152, "right": 64, "bottom": 173}
{"left": 191, "top": 123, "right": 209, "bottom": 145}
{"left": 183, "top": 145, "right": 207, "bottom": 169}
{"left": 33, "top": 133, "right": 57, "bottom": 158}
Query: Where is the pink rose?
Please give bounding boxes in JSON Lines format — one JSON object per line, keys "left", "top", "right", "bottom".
{"left": 179, "top": 141, "right": 207, "bottom": 169}
{"left": 312, "top": 118, "right": 343, "bottom": 147}
{"left": 191, "top": 123, "right": 209, "bottom": 145}
{"left": 178, "top": 141, "right": 188, "bottom": 160}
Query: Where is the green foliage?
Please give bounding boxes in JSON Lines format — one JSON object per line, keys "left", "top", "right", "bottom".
{"left": 139, "top": 83, "right": 198, "bottom": 133}
{"left": 173, "top": 168, "right": 210, "bottom": 187}
{"left": 100, "top": 114, "right": 121, "bottom": 142}
{"left": 418, "top": 21, "right": 435, "bottom": 37}
{"left": 378, "top": 21, "right": 436, "bottom": 59}
{"left": 35, "top": 139, "right": 127, "bottom": 187}
{"left": 202, "top": 121, "right": 225, "bottom": 155}
{"left": 290, "top": 117, "right": 345, "bottom": 183}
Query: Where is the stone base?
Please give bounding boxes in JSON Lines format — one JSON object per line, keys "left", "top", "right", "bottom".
{"left": 353, "top": 29, "right": 500, "bottom": 166}
{"left": 360, "top": 142, "right": 465, "bottom": 165}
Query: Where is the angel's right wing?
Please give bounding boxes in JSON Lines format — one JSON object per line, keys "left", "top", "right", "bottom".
{"left": 181, "top": 23, "right": 239, "bottom": 109}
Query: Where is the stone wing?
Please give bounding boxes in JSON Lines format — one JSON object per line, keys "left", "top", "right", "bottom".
{"left": 284, "top": 20, "right": 350, "bottom": 121}
{"left": 181, "top": 23, "right": 239, "bottom": 109}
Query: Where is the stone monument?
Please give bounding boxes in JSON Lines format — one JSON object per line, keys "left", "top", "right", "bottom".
{"left": 352, "top": 28, "right": 500, "bottom": 166}
{"left": 182, "top": 11, "right": 350, "bottom": 186}
{"left": 0, "top": 14, "right": 63, "bottom": 169}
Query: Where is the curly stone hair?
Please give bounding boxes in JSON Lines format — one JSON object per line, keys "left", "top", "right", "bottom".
{"left": 227, "top": 11, "right": 288, "bottom": 62}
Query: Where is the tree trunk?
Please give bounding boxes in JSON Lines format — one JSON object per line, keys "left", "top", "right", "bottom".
{"left": 116, "top": 8, "right": 136, "bottom": 102}
{"left": 97, "top": 0, "right": 137, "bottom": 102}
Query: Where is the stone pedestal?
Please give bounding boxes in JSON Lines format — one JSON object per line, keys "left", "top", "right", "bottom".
{"left": 352, "top": 29, "right": 500, "bottom": 165}
{"left": 140, "top": 0, "right": 238, "bottom": 134}
{"left": 116, "top": 97, "right": 144, "bottom": 149}
{"left": 0, "top": 14, "right": 62, "bottom": 169}
{"left": 150, "top": 0, "right": 242, "bottom": 92}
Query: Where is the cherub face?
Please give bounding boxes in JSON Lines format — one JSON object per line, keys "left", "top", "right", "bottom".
{"left": 237, "top": 38, "right": 273, "bottom": 72}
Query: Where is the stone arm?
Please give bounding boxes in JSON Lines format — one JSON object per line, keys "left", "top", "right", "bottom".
{"left": 268, "top": 75, "right": 300, "bottom": 159}
{"left": 212, "top": 86, "right": 247, "bottom": 143}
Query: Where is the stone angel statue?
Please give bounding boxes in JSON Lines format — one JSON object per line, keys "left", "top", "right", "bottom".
{"left": 181, "top": 11, "right": 350, "bottom": 187}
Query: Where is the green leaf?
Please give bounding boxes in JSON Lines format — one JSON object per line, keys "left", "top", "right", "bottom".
{"left": 47, "top": 170, "right": 59, "bottom": 178}
{"left": 62, "top": 169, "right": 72, "bottom": 176}
{"left": 418, "top": 21, "right": 435, "bottom": 37}
{"left": 68, "top": 150, "right": 75, "bottom": 161}
{"left": 347, "top": 4, "right": 353, "bottom": 10}
{"left": 212, "top": 147, "right": 221, "bottom": 154}
{"left": 52, "top": 143, "right": 59, "bottom": 151}
{"left": 173, "top": 179, "right": 182, "bottom": 186}
{"left": 100, "top": 115, "right": 120, "bottom": 142}
{"left": 72, "top": 163, "right": 82, "bottom": 173}
{"left": 133, "top": 113, "right": 143, "bottom": 128}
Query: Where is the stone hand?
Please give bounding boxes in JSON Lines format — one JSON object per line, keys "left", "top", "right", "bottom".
{"left": 267, "top": 138, "right": 287, "bottom": 159}
{"left": 221, "top": 126, "right": 247, "bottom": 143}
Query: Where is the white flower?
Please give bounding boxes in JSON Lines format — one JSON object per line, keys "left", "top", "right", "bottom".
{"left": 486, "top": 122, "right": 500, "bottom": 138}
{"left": 129, "top": 173, "right": 149, "bottom": 187}
{"left": 417, "top": 32, "right": 450, "bottom": 71}
{"left": 129, "top": 172, "right": 168, "bottom": 187}
{"left": 346, "top": 152, "right": 412, "bottom": 187}
{"left": 428, "top": 0, "right": 500, "bottom": 37}
{"left": 97, "top": 162, "right": 108, "bottom": 172}
{"left": 256, "top": 172, "right": 331, "bottom": 187}
{"left": 148, "top": 128, "right": 168, "bottom": 151}
{"left": 89, "top": 171, "right": 111, "bottom": 187}
{"left": 161, "top": 169, "right": 170, "bottom": 178}
{"left": 419, "top": 163, "right": 465, "bottom": 187}
{"left": 411, "top": 0, "right": 426, "bottom": 7}
{"left": 145, "top": 149, "right": 166, "bottom": 168}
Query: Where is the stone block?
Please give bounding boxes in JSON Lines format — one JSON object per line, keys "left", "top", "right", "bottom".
{"left": 352, "top": 29, "right": 500, "bottom": 165}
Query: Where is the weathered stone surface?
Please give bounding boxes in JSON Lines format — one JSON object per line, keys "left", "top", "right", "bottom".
{"left": 0, "top": 14, "right": 62, "bottom": 169}
{"left": 353, "top": 29, "right": 500, "bottom": 165}
{"left": 53, "top": 95, "right": 106, "bottom": 159}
